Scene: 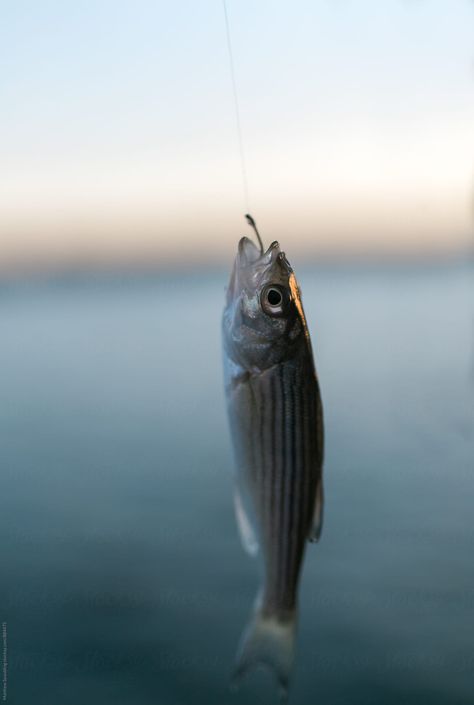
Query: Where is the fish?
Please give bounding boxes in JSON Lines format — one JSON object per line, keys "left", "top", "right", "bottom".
{"left": 222, "top": 215, "right": 324, "bottom": 697}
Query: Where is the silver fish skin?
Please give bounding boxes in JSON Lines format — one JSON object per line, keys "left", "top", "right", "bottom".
{"left": 222, "top": 234, "right": 324, "bottom": 695}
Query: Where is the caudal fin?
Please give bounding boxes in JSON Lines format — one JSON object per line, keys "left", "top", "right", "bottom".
{"left": 232, "top": 602, "right": 296, "bottom": 700}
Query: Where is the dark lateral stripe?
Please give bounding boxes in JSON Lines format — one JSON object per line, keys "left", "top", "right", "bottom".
{"left": 268, "top": 375, "right": 277, "bottom": 541}
{"left": 258, "top": 387, "right": 264, "bottom": 506}
{"left": 295, "top": 370, "right": 313, "bottom": 579}
{"left": 302, "top": 373, "right": 313, "bottom": 536}
{"left": 260, "top": 375, "right": 270, "bottom": 540}
{"left": 275, "top": 367, "right": 285, "bottom": 605}
{"left": 294, "top": 371, "right": 306, "bottom": 556}
{"left": 264, "top": 372, "right": 279, "bottom": 606}
{"left": 269, "top": 371, "right": 278, "bottom": 602}
{"left": 285, "top": 377, "right": 297, "bottom": 596}
{"left": 294, "top": 374, "right": 311, "bottom": 600}
{"left": 258, "top": 374, "right": 275, "bottom": 555}
{"left": 259, "top": 378, "right": 266, "bottom": 536}
{"left": 284, "top": 377, "right": 296, "bottom": 594}
{"left": 290, "top": 379, "right": 304, "bottom": 588}
{"left": 288, "top": 380, "right": 298, "bottom": 589}
{"left": 310, "top": 384, "right": 318, "bottom": 524}
{"left": 279, "top": 369, "right": 287, "bottom": 606}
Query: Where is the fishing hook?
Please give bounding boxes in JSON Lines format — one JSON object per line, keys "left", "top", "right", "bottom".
{"left": 245, "top": 213, "right": 264, "bottom": 254}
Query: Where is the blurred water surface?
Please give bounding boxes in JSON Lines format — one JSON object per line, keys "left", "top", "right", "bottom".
{"left": 0, "top": 262, "right": 473, "bottom": 705}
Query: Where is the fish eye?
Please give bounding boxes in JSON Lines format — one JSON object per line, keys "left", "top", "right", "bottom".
{"left": 261, "top": 284, "right": 289, "bottom": 317}
{"left": 267, "top": 288, "right": 282, "bottom": 306}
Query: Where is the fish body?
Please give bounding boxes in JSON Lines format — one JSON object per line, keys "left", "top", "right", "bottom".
{"left": 222, "top": 229, "right": 324, "bottom": 694}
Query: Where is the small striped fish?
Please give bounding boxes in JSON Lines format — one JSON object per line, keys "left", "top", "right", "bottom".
{"left": 222, "top": 216, "right": 324, "bottom": 696}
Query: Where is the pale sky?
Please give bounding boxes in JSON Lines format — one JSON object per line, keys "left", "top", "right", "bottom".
{"left": 1, "top": 0, "right": 473, "bottom": 271}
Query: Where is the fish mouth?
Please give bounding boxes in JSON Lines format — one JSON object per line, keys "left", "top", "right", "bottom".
{"left": 238, "top": 236, "right": 261, "bottom": 265}
{"left": 238, "top": 237, "right": 281, "bottom": 267}
{"left": 237, "top": 238, "right": 292, "bottom": 277}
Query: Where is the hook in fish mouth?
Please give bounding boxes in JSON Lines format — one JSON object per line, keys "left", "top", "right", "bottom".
{"left": 238, "top": 235, "right": 292, "bottom": 275}
{"left": 240, "top": 214, "right": 292, "bottom": 272}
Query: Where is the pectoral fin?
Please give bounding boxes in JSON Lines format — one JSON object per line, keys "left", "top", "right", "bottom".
{"left": 308, "top": 480, "right": 324, "bottom": 543}
{"left": 234, "top": 487, "right": 259, "bottom": 557}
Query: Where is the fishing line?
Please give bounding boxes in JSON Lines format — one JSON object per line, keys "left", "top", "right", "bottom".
{"left": 222, "top": 0, "right": 250, "bottom": 213}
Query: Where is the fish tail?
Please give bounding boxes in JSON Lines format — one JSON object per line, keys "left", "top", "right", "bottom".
{"left": 232, "top": 597, "right": 296, "bottom": 700}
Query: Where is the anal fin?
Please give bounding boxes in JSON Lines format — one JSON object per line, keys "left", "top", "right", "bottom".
{"left": 308, "top": 480, "right": 324, "bottom": 543}
{"left": 234, "top": 486, "right": 259, "bottom": 556}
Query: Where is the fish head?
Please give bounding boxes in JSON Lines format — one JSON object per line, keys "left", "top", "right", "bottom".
{"left": 223, "top": 236, "right": 309, "bottom": 371}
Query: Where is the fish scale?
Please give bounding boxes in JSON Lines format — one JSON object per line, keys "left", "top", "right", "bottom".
{"left": 242, "top": 357, "right": 319, "bottom": 616}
